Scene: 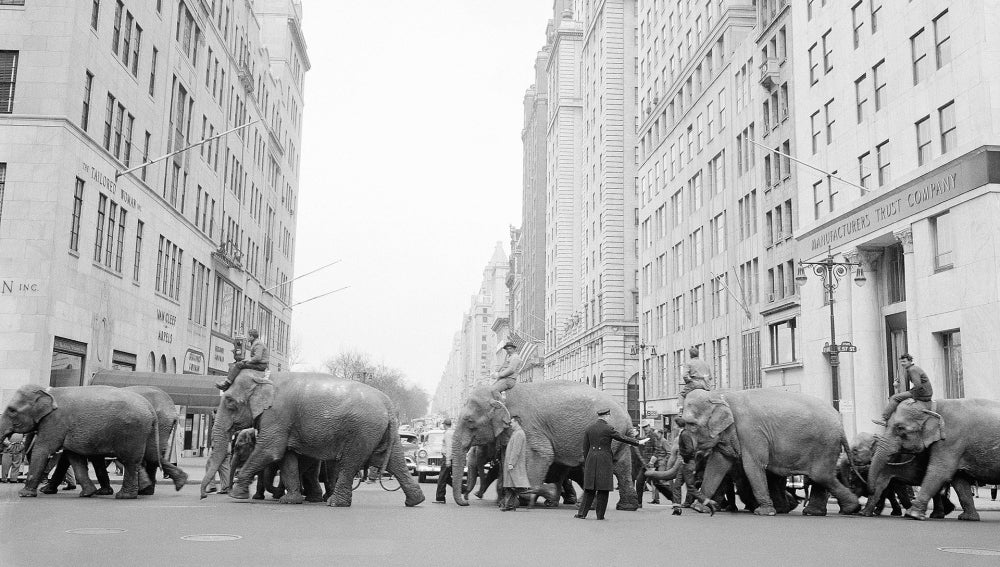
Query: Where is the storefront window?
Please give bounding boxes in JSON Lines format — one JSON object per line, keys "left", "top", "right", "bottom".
{"left": 50, "top": 337, "right": 87, "bottom": 387}
{"left": 768, "top": 319, "right": 797, "bottom": 365}
{"left": 942, "top": 330, "right": 963, "bottom": 398}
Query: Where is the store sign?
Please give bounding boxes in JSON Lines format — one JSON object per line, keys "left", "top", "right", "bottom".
{"left": 798, "top": 150, "right": 999, "bottom": 258}
{"left": 184, "top": 349, "right": 205, "bottom": 374}
{"left": 208, "top": 335, "right": 234, "bottom": 372}
{"left": 1, "top": 278, "right": 43, "bottom": 296}
{"left": 81, "top": 162, "right": 142, "bottom": 212}
{"left": 157, "top": 308, "right": 176, "bottom": 344}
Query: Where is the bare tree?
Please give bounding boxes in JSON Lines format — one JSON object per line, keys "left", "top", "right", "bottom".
{"left": 320, "top": 350, "right": 429, "bottom": 421}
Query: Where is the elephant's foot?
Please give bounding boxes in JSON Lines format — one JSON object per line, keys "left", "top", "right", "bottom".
{"left": 890, "top": 508, "right": 902, "bottom": 516}
{"left": 18, "top": 487, "right": 37, "bottom": 497}
{"left": 114, "top": 490, "right": 138, "bottom": 500}
{"left": 326, "top": 497, "right": 351, "bottom": 507}
{"left": 138, "top": 486, "right": 155, "bottom": 496}
{"left": 957, "top": 511, "right": 981, "bottom": 521}
{"left": 305, "top": 494, "right": 325, "bottom": 503}
{"left": 171, "top": 470, "right": 188, "bottom": 491}
{"left": 801, "top": 506, "right": 827, "bottom": 516}
{"left": 904, "top": 508, "right": 927, "bottom": 520}
{"left": 404, "top": 491, "right": 425, "bottom": 507}
{"left": 838, "top": 501, "right": 861, "bottom": 515}
{"left": 80, "top": 486, "right": 97, "bottom": 498}
{"left": 95, "top": 487, "right": 114, "bottom": 496}
{"left": 252, "top": 492, "right": 265, "bottom": 500}
{"left": 929, "top": 510, "right": 947, "bottom": 519}
{"left": 228, "top": 483, "right": 250, "bottom": 500}
{"left": 39, "top": 483, "right": 59, "bottom": 495}
{"left": 279, "top": 492, "right": 305, "bottom": 504}
{"left": 691, "top": 501, "right": 715, "bottom": 516}
{"left": 563, "top": 495, "right": 578, "bottom": 506}
{"left": 754, "top": 504, "right": 777, "bottom": 516}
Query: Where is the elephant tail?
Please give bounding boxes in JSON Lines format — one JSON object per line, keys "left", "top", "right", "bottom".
{"left": 370, "top": 414, "right": 398, "bottom": 475}
{"left": 840, "top": 434, "right": 862, "bottom": 487}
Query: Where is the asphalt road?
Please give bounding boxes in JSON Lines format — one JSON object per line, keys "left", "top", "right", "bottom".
{"left": 2, "top": 479, "right": 1000, "bottom": 567}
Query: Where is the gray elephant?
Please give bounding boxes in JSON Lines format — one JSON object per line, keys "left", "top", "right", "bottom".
{"left": 230, "top": 428, "right": 328, "bottom": 502}
{"left": 681, "top": 388, "right": 860, "bottom": 516}
{"left": 867, "top": 397, "right": 1000, "bottom": 521}
{"left": 450, "top": 381, "right": 640, "bottom": 510}
{"left": 0, "top": 384, "right": 178, "bottom": 499}
{"left": 201, "top": 371, "right": 424, "bottom": 507}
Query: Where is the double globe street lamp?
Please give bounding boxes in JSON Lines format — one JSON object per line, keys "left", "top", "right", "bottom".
{"left": 795, "top": 247, "right": 866, "bottom": 411}
{"left": 630, "top": 342, "right": 658, "bottom": 421}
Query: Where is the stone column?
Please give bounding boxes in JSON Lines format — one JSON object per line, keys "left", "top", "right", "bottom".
{"left": 844, "top": 248, "right": 884, "bottom": 438}
{"left": 893, "top": 227, "right": 918, "bottom": 354}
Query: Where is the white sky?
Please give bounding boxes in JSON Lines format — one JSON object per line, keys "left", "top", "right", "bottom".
{"left": 292, "top": 1, "right": 553, "bottom": 394}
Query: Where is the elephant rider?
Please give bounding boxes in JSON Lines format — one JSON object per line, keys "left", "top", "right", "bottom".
{"left": 489, "top": 341, "right": 523, "bottom": 404}
{"left": 216, "top": 329, "right": 269, "bottom": 391}
{"left": 678, "top": 347, "right": 712, "bottom": 409}
{"left": 872, "top": 353, "right": 933, "bottom": 427}
{"left": 575, "top": 407, "right": 645, "bottom": 520}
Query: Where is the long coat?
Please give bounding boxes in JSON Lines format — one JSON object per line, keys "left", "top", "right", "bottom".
{"left": 582, "top": 418, "right": 638, "bottom": 491}
{"left": 503, "top": 426, "right": 529, "bottom": 489}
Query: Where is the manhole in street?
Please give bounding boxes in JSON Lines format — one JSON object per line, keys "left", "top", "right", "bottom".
{"left": 181, "top": 534, "right": 242, "bottom": 542}
{"left": 938, "top": 548, "right": 1000, "bottom": 556}
{"left": 66, "top": 528, "right": 126, "bottom": 535}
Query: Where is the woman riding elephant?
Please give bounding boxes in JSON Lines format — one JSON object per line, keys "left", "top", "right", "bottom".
{"left": 449, "top": 380, "right": 640, "bottom": 510}
{"left": 867, "top": 397, "right": 1000, "bottom": 521}
{"left": 0, "top": 384, "right": 180, "bottom": 499}
{"left": 681, "top": 388, "right": 860, "bottom": 516}
{"left": 201, "top": 371, "right": 424, "bottom": 507}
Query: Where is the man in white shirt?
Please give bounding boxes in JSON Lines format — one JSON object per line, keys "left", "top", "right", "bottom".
{"left": 434, "top": 419, "right": 455, "bottom": 503}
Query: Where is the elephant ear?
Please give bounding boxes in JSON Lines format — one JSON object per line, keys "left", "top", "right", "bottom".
{"left": 249, "top": 380, "right": 275, "bottom": 420}
{"left": 918, "top": 409, "right": 945, "bottom": 448}
{"left": 19, "top": 386, "right": 58, "bottom": 421}
{"left": 489, "top": 407, "right": 511, "bottom": 440}
{"left": 706, "top": 393, "right": 734, "bottom": 439}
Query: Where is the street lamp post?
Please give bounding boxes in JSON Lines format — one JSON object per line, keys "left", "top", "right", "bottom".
{"left": 795, "top": 247, "right": 866, "bottom": 411}
{"left": 630, "top": 342, "right": 658, "bottom": 420}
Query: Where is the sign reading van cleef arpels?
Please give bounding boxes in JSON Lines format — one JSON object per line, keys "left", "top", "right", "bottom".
{"left": 797, "top": 148, "right": 1000, "bottom": 259}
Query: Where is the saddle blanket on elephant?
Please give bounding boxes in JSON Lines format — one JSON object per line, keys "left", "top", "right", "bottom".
{"left": 235, "top": 369, "right": 272, "bottom": 383}
{"left": 895, "top": 399, "right": 944, "bottom": 438}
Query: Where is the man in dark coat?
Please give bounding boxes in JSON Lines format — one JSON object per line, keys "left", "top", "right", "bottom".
{"left": 575, "top": 408, "right": 642, "bottom": 520}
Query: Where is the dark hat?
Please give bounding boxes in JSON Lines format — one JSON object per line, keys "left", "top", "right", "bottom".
{"left": 443, "top": 418, "right": 452, "bottom": 426}
{"left": 597, "top": 407, "right": 611, "bottom": 416}
{"left": 503, "top": 341, "right": 517, "bottom": 350}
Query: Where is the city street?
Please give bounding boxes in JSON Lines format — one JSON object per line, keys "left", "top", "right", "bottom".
{"left": 2, "top": 467, "right": 1000, "bottom": 567}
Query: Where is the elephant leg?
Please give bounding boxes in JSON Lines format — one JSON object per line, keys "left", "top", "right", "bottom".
{"left": 882, "top": 487, "right": 900, "bottom": 516}
{"left": 116, "top": 460, "right": 142, "bottom": 499}
{"left": 231, "top": 433, "right": 286, "bottom": 500}
{"left": 949, "top": 477, "right": 979, "bottom": 521}
{"left": 905, "top": 466, "right": 953, "bottom": 521}
{"left": 738, "top": 457, "right": 775, "bottom": 516}
{"left": 66, "top": 453, "right": 96, "bottom": 497}
{"left": 613, "top": 449, "right": 640, "bottom": 511}
{"left": 385, "top": 443, "right": 424, "bottom": 507}
{"left": 330, "top": 455, "right": 368, "bottom": 507}
{"left": 92, "top": 457, "right": 113, "bottom": 495}
{"left": 810, "top": 467, "right": 860, "bottom": 515}
{"left": 561, "top": 476, "right": 578, "bottom": 505}
{"left": 138, "top": 461, "right": 158, "bottom": 496}
{"left": 694, "top": 452, "right": 734, "bottom": 513}
{"left": 20, "top": 443, "right": 59, "bottom": 497}
{"left": 297, "top": 456, "right": 324, "bottom": 503}
{"left": 277, "top": 452, "right": 305, "bottom": 504}
{"left": 322, "top": 461, "right": 338, "bottom": 501}
{"left": 40, "top": 453, "right": 72, "bottom": 494}
{"left": 157, "top": 460, "right": 188, "bottom": 492}
{"left": 252, "top": 470, "right": 267, "bottom": 500}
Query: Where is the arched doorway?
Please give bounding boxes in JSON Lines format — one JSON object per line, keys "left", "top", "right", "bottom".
{"left": 626, "top": 373, "right": 640, "bottom": 424}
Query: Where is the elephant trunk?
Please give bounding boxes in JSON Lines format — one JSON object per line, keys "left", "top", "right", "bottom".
{"left": 863, "top": 434, "right": 902, "bottom": 514}
{"left": 463, "top": 448, "right": 479, "bottom": 498}
{"left": 451, "top": 430, "right": 470, "bottom": 506}
{"left": 200, "top": 416, "right": 232, "bottom": 499}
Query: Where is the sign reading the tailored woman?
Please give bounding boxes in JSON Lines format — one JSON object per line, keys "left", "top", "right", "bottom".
{"left": 797, "top": 149, "right": 1000, "bottom": 259}
{"left": 80, "top": 162, "right": 142, "bottom": 212}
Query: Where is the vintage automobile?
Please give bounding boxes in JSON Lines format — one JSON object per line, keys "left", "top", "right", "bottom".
{"left": 399, "top": 430, "right": 419, "bottom": 476}
{"left": 414, "top": 428, "right": 446, "bottom": 483}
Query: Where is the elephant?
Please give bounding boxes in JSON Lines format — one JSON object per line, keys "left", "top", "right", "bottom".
{"left": 201, "top": 371, "right": 424, "bottom": 507}
{"left": 463, "top": 443, "right": 500, "bottom": 500}
{"left": 0, "top": 384, "right": 182, "bottom": 499}
{"left": 866, "top": 397, "right": 1000, "bottom": 521}
{"left": 230, "top": 428, "right": 328, "bottom": 502}
{"left": 450, "top": 381, "right": 640, "bottom": 510}
{"left": 681, "top": 388, "right": 860, "bottom": 516}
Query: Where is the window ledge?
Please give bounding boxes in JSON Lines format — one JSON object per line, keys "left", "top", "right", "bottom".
{"left": 92, "top": 262, "right": 124, "bottom": 280}
{"left": 934, "top": 264, "right": 954, "bottom": 273}
{"left": 763, "top": 361, "right": 803, "bottom": 373}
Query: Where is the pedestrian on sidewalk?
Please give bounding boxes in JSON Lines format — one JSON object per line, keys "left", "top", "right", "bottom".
{"left": 1, "top": 433, "right": 24, "bottom": 482}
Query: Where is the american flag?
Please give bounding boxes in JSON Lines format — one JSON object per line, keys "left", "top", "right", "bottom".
{"left": 507, "top": 330, "right": 541, "bottom": 373}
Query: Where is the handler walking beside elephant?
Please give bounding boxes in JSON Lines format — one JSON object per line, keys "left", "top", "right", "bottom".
{"left": 501, "top": 416, "right": 529, "bottom": 511}
{"left": 872, "top": 353, "right": 932, "bottom": 427}
{"left": 575, "top": 408, "right": 643, "bottom": 520}
{"left": 216, "top": 329, "right": 269, "bottom": 391}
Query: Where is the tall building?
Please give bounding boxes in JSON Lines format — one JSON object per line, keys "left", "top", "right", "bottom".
{"left": 536, "top": 0, "right": 641, "bottom": 415}
{"left": 0, "top": 0, "right": 308, "bottom": 444}
{"left": 793, "top": 0, "right": 1000, "bottom": 438}
{"left": 432, "top": 243, "right": 509, "bottom": 415}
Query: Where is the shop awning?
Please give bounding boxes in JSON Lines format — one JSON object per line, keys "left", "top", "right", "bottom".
{"left": 91, "top": 371, "right": 221, "bottom": 413}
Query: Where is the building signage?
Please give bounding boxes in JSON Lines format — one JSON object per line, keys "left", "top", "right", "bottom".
{"left": 1, "top": 278, "right": 43, "bottom": 296}
{"left": 184, "top": 349, "right": 205, "bottom": 374}
{"left": 157, "top": 308, "right": 176, "bottom": 344}
{"left": 81, "top": 162, "right": 142, "bottom": 212}
{"left": 798, "top": 149, "right": 999, "bottom": 258}
{"left": 208, "top": 335, "right": 234, "bottom": 372}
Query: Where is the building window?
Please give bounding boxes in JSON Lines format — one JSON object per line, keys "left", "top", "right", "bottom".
{"left": 808, "top": 43, "right": 818, "bottom": 85}
{"left": 0, "top": 163, "right": 5, "bottom": 235}
{"left": 51, "top": 337, "right": 87, "bottom": 388}
{"left": 851, "top": 2, "right": 864, "bottom": 48}
{"left": 931, "top": 212, "right": 953, "bottom": 270}
{"left": 941, "top": 330, "right": 963, "bottom": 399}
{"left": 141, "top": 131, "right": 150, "bottom": 181}
{"left": 0, "top": 51, "right": 18, "bottom": 114}
{"left": 810, "top": 111, "right": 821, "bottom": 153}
{"left": 94, "top": 193, "right": 107, "bottom": 262}
{"left": 131, "top": 24, "right": 142, "bottom": 77}
{"left": 854, "top": 74, "right": 867, "bottom": 123}
{"left": 872, "top": 59, "right": 886, "bottom": 111}
{"left": 870, "top": 0, "right": 882, "bottom": 33}
{"left": 824, "top": 99, "right": 835, "bottom": 144}
{"left": 712, "top": 337, "right": 730, "bottom": 389}
{"left": 769, "top": 318, "right": 797, "bottom": 365}
{"left": 934, "top": 10, "right": 951, "bottom": 69}
{"left": 81, "top": 71, "right": 94, "bottom": 131}
{"left": 123, "top": 113, "right": 134, "bottom": 167}
{"left": 742, "top": 331, "right": 761, "bottom": 389}
{"left": 916, "top": 115, "right": 932, "bottom": 166}
{"left": 692, "top": 286, "right": 704, "bottom": 325}
{"left": 70, "top": 178, "right": 84, "bottom": 251}
{"left": 876, "top": 140, "right": 891, "bottom": 186}
{"left": 91, "top": 0, "right": 100, "bottom": 30}
{"left": 858, "top": 152, "right": 872, "bottom": 191}
{"left": 672, "top": 295, "right": 684, "bottom": 331}
{"left": 887, "top": 243, "right": 905, "bottom": 304}
{"left": 176, "top": 1, "right": 202, "bottom": 62}
{"left": 939, "top": 100, "right": 956, "bottom": 154}
{"left": 822, "top": 29, "right": 833, "bottom": 73}
{"left": 911, "top": 28, "right": 927, "bottom": 85}
{"left": 102, "top": 93, "right": 115, "bottom": 150}
{"left": 149, "top": 47, "right": 158, "bottom": 97}
{"left": 113, "top": 203, "right": 126, "bottom": 271}
{"left": 111, "top": 1, "right": 123, "bottom": 55}
{"left": 133, "top": 219, "right": 143, "bottom": 281}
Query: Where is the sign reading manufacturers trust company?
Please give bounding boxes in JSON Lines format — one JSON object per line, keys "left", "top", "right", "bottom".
{"left": 797, "top": 149, "right": 1000, "bottom": 258}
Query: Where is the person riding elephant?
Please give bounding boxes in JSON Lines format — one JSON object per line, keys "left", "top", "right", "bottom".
{"left": 681, "top": 388, "right": 860, "bottom": 516}
{"left": 202, "top": 371, "right": 424, "bottom": 507}
{"left": 0, "top": 384, "right": 184, "bottom": 499}
{"left": 450, "top": 381, "right": 641, "bottom": 510}
{"left": 490, "top": 341, "right": 522, "bottom": 402}
{"left": 866, "top": 396, "right": 1000, "bottom": 521}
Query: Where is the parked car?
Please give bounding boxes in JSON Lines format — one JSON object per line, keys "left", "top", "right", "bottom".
{"left": 415, "top": 429, "right": 446, "bottom": 483}
{"left": 399, "top": 431, "right": 419, "bottom": 476}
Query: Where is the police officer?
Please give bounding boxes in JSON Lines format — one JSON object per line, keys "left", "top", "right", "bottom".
{"left": 575, "top": 408, "right": 643, "bottom": 520}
